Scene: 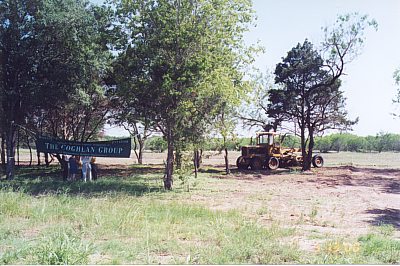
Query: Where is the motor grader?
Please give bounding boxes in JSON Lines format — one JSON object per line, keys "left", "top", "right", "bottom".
{"left": 236, "top": 132, "right": 324, "bottom": 170}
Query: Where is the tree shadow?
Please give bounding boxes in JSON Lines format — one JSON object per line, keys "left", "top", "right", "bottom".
{"left": 204, "top": 165, "right": 296, "bottom": 180}
{"left": 307, "top": 166, "right": 400, "bottom": 194}
{"left": 101, "top": 164, "right": 164, "bottom": 177}
{"left": 1, "top": 165, "right": 164, "bottom": 197}
{"left": 365, "top": 208, "right": 400, "bottom": 229}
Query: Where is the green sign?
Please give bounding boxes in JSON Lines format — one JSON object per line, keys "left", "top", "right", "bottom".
{"left": 36, "top": 137, "right": 131, "bottom": 158}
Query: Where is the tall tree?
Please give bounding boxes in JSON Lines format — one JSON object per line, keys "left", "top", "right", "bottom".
{"left": 31, "top": 0, "right": 113, "bottom": 142}
{"left": 268, "top": 13, "right": 376, "bottom": 171}
{"left": 112, "top": 0, "right": 255, "bottom": 189}
{"left": 0, "top": 0, "right": 112, "bottom": 178}
{"left": 270, "top": 40, "right": 356, "bottom": 170}
{"left": 0, "top": 0, "right": 46, "bottom": 178}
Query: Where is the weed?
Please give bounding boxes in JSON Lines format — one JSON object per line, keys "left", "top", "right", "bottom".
{"left": 375, "top": 224, "right": 395, "bottom": 237}
{"left": 311, "top": 227, "right": 400, "bottom": 264}
{"left": 309, "top": 205, "right": 318, "bottom": 222}
{"left": 31, "top": 229, "right": 93, "bottom": 265}
{"left": 358, "top": 232, "right": 400, "bottom": 264}
{"left": 256, "top": 206, "right": 270, "bottom": 216}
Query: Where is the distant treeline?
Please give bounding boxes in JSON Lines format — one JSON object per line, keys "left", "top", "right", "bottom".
{"left": 133, "top": 133, "right": 400, "bottom": 153}
{"left": 314, "top": 133, "right": 400, "bottom": 153}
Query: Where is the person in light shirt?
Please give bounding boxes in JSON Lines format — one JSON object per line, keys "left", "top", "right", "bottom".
{"left": 81, "top": 156, "right": 92, "bottom": 182}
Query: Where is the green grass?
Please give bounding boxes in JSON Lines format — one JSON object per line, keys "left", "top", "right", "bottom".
{"left": 0, "top": 191, "right": 300, "bottom": 264}
{"left": 309, "top": 225, "right": 400, "bottom": 264}
{"left": 0, "top": 165, "right": 399, "bottom": 264}
{"left": 0, "top": 167, "right": 300, "bottom": 264}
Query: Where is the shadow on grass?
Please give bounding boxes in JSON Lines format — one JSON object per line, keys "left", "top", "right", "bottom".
{"left": 102, "top": 164, "right": 164, "bottom": 177}
{"left": 365, "top": 208, "right": 400, "bottom": 229}
{"left": 0, "top": 165, "right": 164, "bottom": 197}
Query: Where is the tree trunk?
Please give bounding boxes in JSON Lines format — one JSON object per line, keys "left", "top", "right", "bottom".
{"left": 6, "top": 124, "right": 16, "bottom": 180}
{"left": 224, "top": 148, "right": 230, "bottom": 175}
{"left": 55, "top": 154, "right": 68, "bottom": 181}
{"left": 26, "top": 134, "right": 32, "bottom": 166}
{"left": 196, "top": 149, "right": 203, "bottom": 169}
{"left": 44, "top": 152, "right": 50, "bottom": 167}
{"left": 164, "top": 134, "right": 174, "bottom": 190}
{"left": 306, "top": 130, "right": 315, "bottom": 169}
{"left": 138, "top": 139, "right": 144, "bottom": 165}
{"left": 302, "top": 129, "right": 314, "bottom": 171}
{"left": 193, "top": 149, "right": 198, "bottom": 179}
{"left": 300, "top": 126, "right": 310, "bottom": 171}
{"left": 132, "top": 136, "right": 139, "bottom": 164}
{"left": 36, "top": 150, "right": 41, "bottom": 166}
{"left": 17, "top": 129, "right": 20, "bottom": 166}
{"left": 1, "top": 133, "right": 5, "bottom": 172}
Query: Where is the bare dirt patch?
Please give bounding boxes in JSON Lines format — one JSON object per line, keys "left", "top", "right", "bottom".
{"left": 196, "top": 166, "right": 400, "bottom": 251}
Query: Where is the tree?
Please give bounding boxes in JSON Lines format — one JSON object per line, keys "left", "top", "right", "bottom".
{"left": 112, "top": 0, "right": 255, "bottom": 189}
{"left": 146, "top": 136, "right": 168, "bottom": 153}
{"left": 33, "top": 0, "right": 113, "bottom": 178}
{"left": 0, "top": 0, "right": 113, "bottom": 178}
{"left": 270, "top": 40, "right": 355, "bottom": 170}
{"left": 268, "top": 13, "right": 377, "bottom": 171}
{"left": 31, "top": 0, "right": 113, "bottom": 142}
{"left": 0, "top": 0, "right": 51, "bottom": 179}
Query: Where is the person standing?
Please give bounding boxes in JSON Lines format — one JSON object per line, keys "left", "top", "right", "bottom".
{"left": 81, "top": 156, "right": 92, "bottom": 182}
{"left": 68, "top": 155, "right": 78, "bottom": 181}
{"left": 91, "top": 157, "right": 98, "bottom": 181}
{"left": 62, "top": 155, "right": 69, "bottom": 181}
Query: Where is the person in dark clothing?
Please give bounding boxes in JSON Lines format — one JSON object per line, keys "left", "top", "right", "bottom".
{"left": 91, "top": 157, "right": 98, "bottom": 180}
{"left": 69, "top": 155, "right": 78, "bottom": 181}
{"left": 62, "top": 155, "right": 69, "bottom": 181}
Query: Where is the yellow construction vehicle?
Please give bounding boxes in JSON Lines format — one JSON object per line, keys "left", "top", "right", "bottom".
{"left": 236, "top": 132, "right": 324, "bottom": 170}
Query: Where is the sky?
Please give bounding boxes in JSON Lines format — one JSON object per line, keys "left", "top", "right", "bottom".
{"left": 245, "top": 0, "right": 400, "bottom": 136}
{"left": 103, "top": 0, "right": 400, "bottom": 137}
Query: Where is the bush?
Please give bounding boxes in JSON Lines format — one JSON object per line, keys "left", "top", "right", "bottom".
{"left": 32, "top": 230, "right": 92, "bottom": 265}
{"left": 145, "top": 136, "right": 167, "bottom": 152}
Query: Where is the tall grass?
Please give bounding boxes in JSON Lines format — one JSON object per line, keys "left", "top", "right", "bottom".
{"left": 0, "top": 185, "right": 299, "bottom": 264}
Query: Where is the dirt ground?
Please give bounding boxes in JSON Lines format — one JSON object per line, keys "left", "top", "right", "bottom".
{"left": 18, "top": 150, "right": 400, "bottom": 251}
{"left": 199, "top": 165, "right": 400, "bottom": 251}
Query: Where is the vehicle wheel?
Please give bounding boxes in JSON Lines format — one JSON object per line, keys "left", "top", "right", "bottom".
{"left": 267, "top": 157, "right": 279, "bottom": 170}
{"left": 236, "top": 156, "right": 249, "bottom": 170}
{"left": 312, "top": 155, "right": 324, "bottom": 168}
{"left": 250, "top": 158, "right": 263, "bottom": 170}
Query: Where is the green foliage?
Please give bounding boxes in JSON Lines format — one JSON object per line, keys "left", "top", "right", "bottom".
{"left": 31, "top": 0, "right": 113, "bottom": 141}
{"left": 146, "top": 137, "right": 168, "bottom": 153}
{"left": 111, "top": 0, "right": 257, "bottom": 183}
{"left": 175, "top": 152, "right": 194, "bottom": 192}
{"left": 314, "top": 132, "right": 400, "bottom": 153}
{"left": 280, "top": 135, "right": 301, "bottom": 148}
{"left": 32, "top": 230, "right": 93, "bottom": 265}
{"left": 267, "top": 13, "right": 376, "bottom": 170}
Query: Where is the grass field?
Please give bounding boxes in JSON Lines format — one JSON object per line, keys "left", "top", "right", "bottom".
{"left": 1, "top": 152, "right": 399, "bottom": 264}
